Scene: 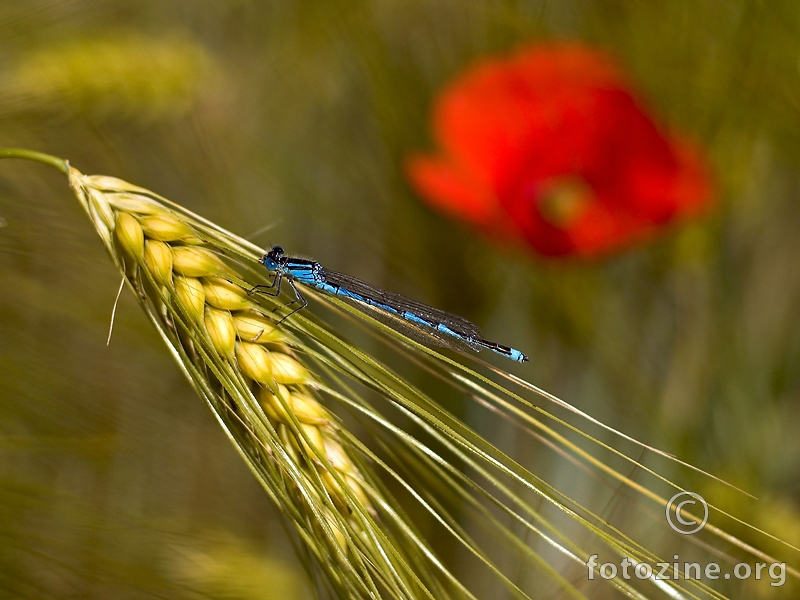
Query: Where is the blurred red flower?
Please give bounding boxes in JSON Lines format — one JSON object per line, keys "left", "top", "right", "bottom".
{"left": 406, "top": 43, "right": 714, "bottom": 257}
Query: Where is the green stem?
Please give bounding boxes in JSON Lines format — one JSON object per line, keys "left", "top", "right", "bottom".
{"left": 0, "top": 148, "right": 69, "bottom": 175}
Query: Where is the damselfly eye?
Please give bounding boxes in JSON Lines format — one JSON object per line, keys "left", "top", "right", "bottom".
{"left": 261, "top": 254, "right": 277, "bottom": 271}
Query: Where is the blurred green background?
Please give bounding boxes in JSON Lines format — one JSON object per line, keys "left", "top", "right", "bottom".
{"left": 1, "top": 1, "right": 799, "bottom": 597}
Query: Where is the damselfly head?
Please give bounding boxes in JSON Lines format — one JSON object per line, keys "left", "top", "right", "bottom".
{"left": 261, "top": 245, "right": 284, "bottom": 271}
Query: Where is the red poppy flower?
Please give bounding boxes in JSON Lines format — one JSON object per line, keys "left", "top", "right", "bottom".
{"left": 406, "top": 43, "right": 714, "bottom": 257}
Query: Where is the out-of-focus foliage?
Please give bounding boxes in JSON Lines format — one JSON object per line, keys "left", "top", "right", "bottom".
{"left": 1, "top": 0, "right": 799, "bottom": 598}
{"left": 1, "top": 33, "right": 213, "bottom": 120}
{"left": 168, "top": 530, "right": 308, "bottom": 600}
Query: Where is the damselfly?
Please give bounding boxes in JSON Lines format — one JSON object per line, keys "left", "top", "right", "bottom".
{"left": 256, "top": 245, "right": 528, "bottom": 363}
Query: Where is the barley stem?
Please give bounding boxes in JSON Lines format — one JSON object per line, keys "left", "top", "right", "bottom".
{"left": 0, "top": 148, "right": 69, "bottom": 174}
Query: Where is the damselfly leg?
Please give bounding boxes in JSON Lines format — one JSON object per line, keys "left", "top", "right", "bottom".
{"left": 249, "top": 273, "right": 308, "bottom": 324}
{"left": 274, "top": 279, "right": 308, "bottom": 325}
{"left": 248, "top": 272, "right": 282, "bottom": 296}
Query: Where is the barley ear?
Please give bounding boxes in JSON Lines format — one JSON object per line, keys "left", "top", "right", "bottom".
{"left": 63, "top": 165, "right": 451, "bottom": 599}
